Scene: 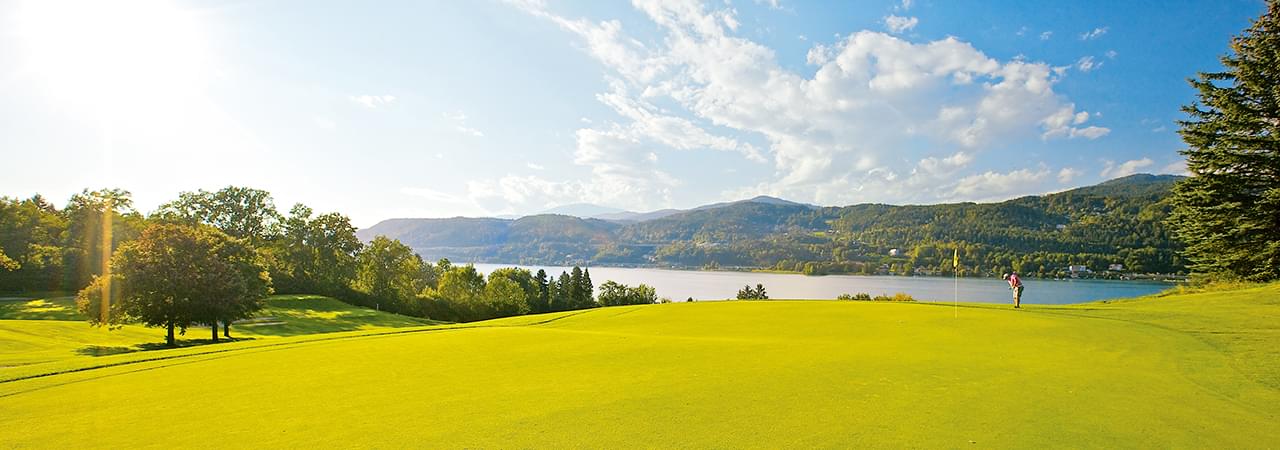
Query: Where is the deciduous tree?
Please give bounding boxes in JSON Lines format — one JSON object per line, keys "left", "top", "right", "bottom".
{"left": 77, "top": 224, "right": 270, "bottom": 346}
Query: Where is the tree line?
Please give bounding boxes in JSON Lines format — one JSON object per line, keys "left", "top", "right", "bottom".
{"left": 0, "top": 187, "right": 659, "bottom": 345}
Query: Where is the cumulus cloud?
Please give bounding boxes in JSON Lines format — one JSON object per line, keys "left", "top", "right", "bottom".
{"left": 1101, "top": 158, "right": 1154, "bottom": 179}
{"left": 349, "top": 94, "right": 396, "bottom": 109}
{"left": 1040, "top": 105, "right": 1110, "bottom": 139}
{"left": 502, "top": 0, "right": 1110, "bottom": 209}
{"left": 1039, "top": 31, "right": 1052, "bottom": 40}
{"left": 949, "top": 167, "right": 1051, "bottom": 201}
{"left": 884, "top": 15, "right": 918, "bottom": 34}
{"left": 1080, "top": 27, "right": 1108, "bottom": 40}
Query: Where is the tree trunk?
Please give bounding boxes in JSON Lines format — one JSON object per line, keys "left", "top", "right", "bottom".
{"left": 223, "top": 322, "right": 231, "bottom": 339}
{"left": 167, "top": 322, "right": 176, "bottom": 347}
{"left": 211, "top": 322, "right": 219, "bottom": 342}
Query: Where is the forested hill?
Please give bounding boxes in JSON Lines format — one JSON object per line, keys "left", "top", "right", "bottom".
{"left": 359, "top": 174, "right": 1187, "bottom": 277}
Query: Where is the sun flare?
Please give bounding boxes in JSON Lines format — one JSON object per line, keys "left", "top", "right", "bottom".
{"left": 12, "top": 0, "right": 214, "bottom": 116}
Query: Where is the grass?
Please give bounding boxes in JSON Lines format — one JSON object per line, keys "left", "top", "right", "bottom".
{"left": 1, "top": 285, "right": 1278, "bottom": 447}
{"left": 0, "top": 294, "right": 438, "bottom": 374}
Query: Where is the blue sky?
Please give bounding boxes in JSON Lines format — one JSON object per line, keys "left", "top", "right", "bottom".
{"left": 0, "top": 0, "right": 1264, "bottom": 227}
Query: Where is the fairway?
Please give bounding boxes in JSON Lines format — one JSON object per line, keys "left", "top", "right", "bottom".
{"left": 2, "top": 285, "right": 1279, "bottom": 447}
{"left": 0, "top": 294, "right": 436, "bottom": 375}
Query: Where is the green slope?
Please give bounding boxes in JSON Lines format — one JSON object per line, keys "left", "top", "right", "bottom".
{"left": 1, "top": 285, "right": 1277, "bottom": 447}
{"left": 0, "top": 294, "right": 435, "bottom": 373}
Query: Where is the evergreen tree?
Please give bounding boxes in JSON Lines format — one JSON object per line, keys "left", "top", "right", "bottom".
{"left": 1170, "top": 2, "right": 1280, "bottom": 281}
{"left": 580, "top": 267, "right": 594, "bottom": 307}
{"left": 553, "top": 272, "right": 572, "bottom": 311}
{"left": 569, "top": 266, "right": 584, "bottom": 308}
{"left": 534, "top": 269, "right": 550, "bottom": 313}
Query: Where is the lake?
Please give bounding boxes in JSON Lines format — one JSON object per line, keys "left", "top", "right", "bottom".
{"left": 470, "top": 264, "right": 1172, "bottom": 305}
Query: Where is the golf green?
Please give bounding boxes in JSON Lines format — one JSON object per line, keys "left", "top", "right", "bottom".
{"left": 2, "top": 284, "right": 1277, "bottom": 447}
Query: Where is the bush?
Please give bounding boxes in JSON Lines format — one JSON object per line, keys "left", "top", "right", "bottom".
{"left": 736, "top": 283, "right": 768, "bottom": 300}
{"left": 597, "top": 281, "right": 659, "bottom": 306}
{"left": 855, "top": 293, "right": 914, "bottom": 302}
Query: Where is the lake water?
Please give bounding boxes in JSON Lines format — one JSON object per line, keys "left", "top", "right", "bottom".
{"left": 470, "top": 263, "right": 1172, "bottom": 305}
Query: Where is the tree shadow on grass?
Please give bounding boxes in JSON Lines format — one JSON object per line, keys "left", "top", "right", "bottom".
{"left": 75, "top": 337, "right": 259, "bottom": 357}
{"left": 237, "top": 296, "right": 437, "bottom": 338}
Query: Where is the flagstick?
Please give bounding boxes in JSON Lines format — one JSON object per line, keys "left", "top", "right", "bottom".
{"left": 953, "top": 249, "right": 959, "bottom": 318}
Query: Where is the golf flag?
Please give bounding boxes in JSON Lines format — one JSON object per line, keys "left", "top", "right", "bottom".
{"left": 952, "top": 248, "right": 959, "bottom": 318}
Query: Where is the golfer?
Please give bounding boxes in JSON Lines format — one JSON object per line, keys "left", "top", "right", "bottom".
{"left": 1002, "top": 272, "right": 1023, "bottom": 308}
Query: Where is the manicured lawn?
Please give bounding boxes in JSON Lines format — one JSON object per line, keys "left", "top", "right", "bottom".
{"left": 1, "top": 285, "right": 1278, "bottom": 447}
{"left": 0, "top": 294, "right": 437, "bottom": 374}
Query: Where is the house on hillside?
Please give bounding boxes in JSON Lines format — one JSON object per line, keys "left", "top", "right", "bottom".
{"left": 1108, "top": 263, "right": 1124, "bottom": 271}
{"left": 1068, "top": 265, "right": 1091, "bottom": 278}
{"left": 888, "top": 248, "right": 900, "bottom": 257}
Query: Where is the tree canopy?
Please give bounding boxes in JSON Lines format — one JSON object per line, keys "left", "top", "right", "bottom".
{"left": 77, "top": 223, "right": 270, "bottom": 346}
{"left": 1170, "top": 1, "right": 1280, "bottom": 281}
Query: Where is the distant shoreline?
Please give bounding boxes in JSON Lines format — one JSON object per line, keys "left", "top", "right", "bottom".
{"left": 461, "top": 261, "right": 1183, "bottom": 284}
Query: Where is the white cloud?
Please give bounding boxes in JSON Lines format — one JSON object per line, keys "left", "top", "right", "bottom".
{"left": 1080, "top": 27, "right": 1108, "bottom": 40}
{"left": 1160, "top": 159, "right": 1190, "bottom": 176}
{"left": 1105, "top": 49, "right": 1117, "bottom": 59}
{"left": 1075, "top": 55, "right": 1101, "bottom": 72}
{"left": 596, "top": 88, "right": 766, "bottom": 162}
{"left": 443, "top": 111, "right": 485, "bottom": 137}
{"left": 1040, "top": 31, "right": 1053, "bottom": 40}
{"left": 949, "top": 167, "right": 1051, "bottom": 201}
{"left": 1100, "top": 158, "right": 1154, "bottom": 179}
{"left": 1040, "top": 105, "right": 1110, "bottom": 139}
{"left": 756, "top": 0, "right": 783, "bottom": 10}
{"left": 1057, "top": 167, "right": 1081, "bottom": 184}
{"left": 349, "top": 94, "right": 396, "bottom": 109}
{"left": 884, "top": 15, "right": 919, "bottom": 34}
{"left": 509, "top": 0, "right": 1110, "bottom": 208}
{"left": 898, "top": 0, "right": 914, "bottom": 11}
{"left": 526, "top": 163, "right": 545, "bottom": 170}
{"left": 1069, "top": 126, "right": 1110, "bottom": 139}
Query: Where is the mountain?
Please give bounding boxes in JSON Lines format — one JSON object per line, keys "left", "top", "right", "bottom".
{"left": 594, "top": 209, "right": 683, "bottom": 222}
{"left": 692, "top": 195, "right": 819, "bottom": 211}
{"left": 359, "top": 174, "right": 1187, "bottom": 274}
{"left": 537, "top": 203, "right": 627, "bottom": 218}
{"left": 533, "top": 195, "right": 815, "bottom": 223}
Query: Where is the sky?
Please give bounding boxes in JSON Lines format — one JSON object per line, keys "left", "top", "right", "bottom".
{"left": 0, "top": 0, "right": 1266, "bottom": 227}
